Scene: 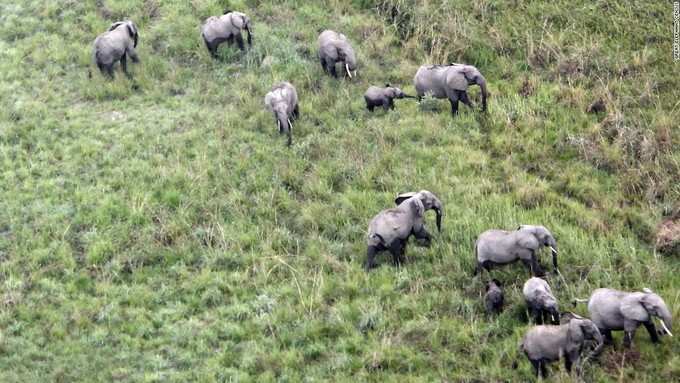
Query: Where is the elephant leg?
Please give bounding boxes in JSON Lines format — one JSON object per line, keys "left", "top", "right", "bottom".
{"left": 448, "top": 95, "right": 459, "bottom": 115}
{"left": 382, "top": 99, "right": 390, "bottom": 111}
{"left": 539, "top": 360, "right": 549, "bottom": 378}
{"left": 120, "top": 53, "right": 130, "bottom": 78}
{"left": 235, "top": 33, "right": 245, "bottom": 51}
{"left": 564, "top": 357, "right": 573, "bottom": 372}
{"left": 389, "top": 99, "right": 395, "bottom": 110}
{"left": 643, "top": 321, "right": 660, "bottom": 343}
{"left": 528, "top": 252, "right": 545, "bottom": 277}
{"left": 529, "top": 359, "right": 541, "bottom": 378}
{"left": 293, "top": 104, "right": 300, "bottom": 120}
{"left": 388, "top": 239, "right": 405, "bottom": 266}
{"left": 623, "top": 331, "right": 635, "bottom": 348}
{"left": 412, "top": 227, "right": 432, "bottom": 247}
{"left": 105, "top": 63, "right": 115, "bottom": 79}
{"left": 601, "top": 328, "right": 614, "bottom": 345}
{"left": 329, "top": 63, "right": 338, "bottom": 78}
{"left": 367, "top": 104, "right": 374, "bottom": 112}
{"left": 365, "top": 245, "right": 383, "bottom": 271}
{"left": 459, "top": 90, "right": 473, "bottom": 108}
{"left": 319, "top": 57, "right": 328, "bottom": 73}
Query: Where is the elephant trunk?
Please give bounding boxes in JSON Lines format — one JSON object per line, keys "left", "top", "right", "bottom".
{"left": 245, "top": 23, "right": 252, "bottom": 46}
{"left": 401, "top": 94, "right": 418, "bottom": 99}
{"left": 590, "top": 331, "right": 604, "bottom": 357}
{"left": 478, "top": 77, "right": 488, "bottom": 112}
{"left": 435, "top": 208, "right": 442, "bottom": 233}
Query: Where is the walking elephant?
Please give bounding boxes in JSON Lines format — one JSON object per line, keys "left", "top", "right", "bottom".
{"left": 201, "top": 10, "right": 252, "bottom": 57}
{"left": 318, "top": 30, "right": 357, "bottom": 79}
{"left": 264, "top": 82, "right": 299, "bottom": 146}
{"left": 93, "top": 20, "right": 140, "bottom": 78}
{"left": 364, "top": 84, "right": 415, "bottom": 111}
{"left": 413, "top": 63, "right": 488, "bottom": 116}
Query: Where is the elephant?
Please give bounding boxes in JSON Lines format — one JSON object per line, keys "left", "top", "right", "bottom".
{"left": 201, "top": 10, "right": 252, "bottom": 57}
{"left": 364, "top": 84, "right": 416, "bottom": 111}
{"left": 317, "top": 30, "right": 357, "bottom": 79}
{"left": 93, "top": 20, "right": 140, "bottom": 78}
{"left": 523, "top": 277, "right": 559, "bottom": 325}
{"left": 365, "top": 193, "right": 440, "bottom": 270}
{"left": 394, "top": 190, "right": 443, "bottom": 233}
{"left": 474, "top": 225, "right": 558, "bottom": 277}
{"left": 413, "top": 63, "right": 488, "bottom": 116}
{"left": 582, "top": 288, "right": 673, "bottom": 348}
{"left": 520, "top": 314, "right": 603, "bottom": 378}
{"left": 484, "top": 279, "right": 504, "bottom": 314}
{"left": 264, "top": 82, "right": 299, "bottom": 147}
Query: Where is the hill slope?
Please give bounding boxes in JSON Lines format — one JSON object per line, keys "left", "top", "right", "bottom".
{"left": 0, "top": 0, "right": 678, "bottom": 381}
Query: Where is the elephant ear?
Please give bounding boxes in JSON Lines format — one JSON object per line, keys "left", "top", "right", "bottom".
{"left": 108, "top": 22, "right": 124, "bottom": 32}
{"left": 447, "top": 69, "right": 468, "bottom": 91}
{"left": 566, "top": 319, "right": 585, "bottom": 351}
{"left": 516, "top": 231, "right": 539, "bottom": 250}
{"left": 126, "top": 22, "right": 138, "bottom": 47}
{"left": 620, "top": 293, "right": 650, "bottom": 322}
{"left": 395, "top": 192, "right": 417, "bottom": 206}
{"left": 410, "top": 198, "right": 425, "bottom": 218}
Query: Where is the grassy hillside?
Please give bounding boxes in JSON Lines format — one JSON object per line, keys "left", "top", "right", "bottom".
{"left": 0, "top": 0, "right": 678, "bottom": 381}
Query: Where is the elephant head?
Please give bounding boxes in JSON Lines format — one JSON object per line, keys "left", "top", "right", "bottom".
{"left": 566, "top": 316, "right": 604, "bottom": 356}
{"left": 395, "top": 190, "right": 443, "bottom": 232}
{"left": 229, "top": 12, "right": 252, "bottom": 46}
{"left": 448, "top": 64, "right": 488, "bottom": 111}
{"left": 384, "top": 84, "right": 415, "bottom": 99}
{"left": 340, "top": 43, "right": 357, "bottom": 78}
{"left": 109, "top": 21, "right": 139, "bottom": 48}
{"left": 518, "top": 225, "right": 558, "bottom": 271}
{"left": 622, "top": 289, "right": 673, "bottom": 337}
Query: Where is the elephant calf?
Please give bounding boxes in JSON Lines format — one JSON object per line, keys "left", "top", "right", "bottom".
{"left": 364, "top": 85, "right": 415, "bottom": 111}
{"left": 584, "top": 288, "right": 673, "bottom": 348}
{"left": 93, "top": 20, "right": 140, "bottom": 78}
{"left": 521, "top": 314, "right": 603, "bottom": 378}
{"left": 474, "top": 225, "right": 558, "bottom": 277}
{"left": 201, "top": 10, "right": 252, "bottom": 57}
{"left": 318, "top": 30, "right": 357, "bottom": 79}
{"left": 264, "top": 82, "right": 299, "bottom": 146}
{"left": 413, "top": 63, "right": 488, "bottom": 116}
{"left": 484, "top": 279, "right": 504, "bottom": 314}
{"left": 523, "top": 277, "right": 559, "bottom": 324}
{"left": 365, "top": 191, "right": 443, "bottom": 270}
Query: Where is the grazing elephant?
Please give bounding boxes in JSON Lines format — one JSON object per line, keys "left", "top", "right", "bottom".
{"left": 394, "top": 190, "right": 443, "bottom": 233}
{"left": 365, "top": 194, "right": 437, "bottom": 270}
{"left": 523, "top": 277, "right": 559, "bottom": 324}
{"left": 93, "top": 20, "right": 140, "bottom": 78}
{"left": 485, "top": 279, "right": 504, "bottom": 314}
{"left": 264, "top": 82, "right": 299, "bottom": 146}
{"left": 201, "top": 10, "right": 252, "bottom": 57}
{"left": 318, "top": 30, "right": 357, "bottom": 79}
{"left": 521, "top": 314, "right": 603, "bottom": 378}
{"left": 413, "top": 63, "right": 488, "bottom": 115}
{"left": 583, "top": 288, "right": 673, "bottom": 348}
{"left": 474, "top": 225, "right": 558, "bottom": 277}
{"left": 364, "top": 84, "right": 415, "bottom": 111}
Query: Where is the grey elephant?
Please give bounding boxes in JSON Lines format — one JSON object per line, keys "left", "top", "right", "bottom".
{"left": 93, "top": 20, "right": 140, "bottom": 78}
{"left": 413, "top": 63, "right": 488, "bottom": 115}
{"left": 394, "top": 190, "right": 443, "bottom": 233}
{"left": 364, "top": 84, "right": 415, "bottom": 111}
{"left": 520, "top": 314, "right": 603, "bottom": 378}
{"left": 365, "top": 191, "right": 442, "bottom": 270}
{"left": 582, "top": 288, "right": 673, "bottom": 348}
{"left": 523, "top": 277, "right": 559, "bottom": 324}
{"left": 474, "top": 225, "right": 558, "bottom": 276}
{"left": 264, "top": 82, "right": 299, "bottom": 147}
{"left": 318, "top": 30, "right": 357, "bottom": 79}
{"left": 484, "top": 279, "right": 504, "bottom": 314}
{"left": 201, "top": 10, "right": 252, "bottom": 57}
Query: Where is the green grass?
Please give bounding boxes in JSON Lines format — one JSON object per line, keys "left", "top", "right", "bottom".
{"left": 0, "top": 0, "right": 678, "bottom": 381}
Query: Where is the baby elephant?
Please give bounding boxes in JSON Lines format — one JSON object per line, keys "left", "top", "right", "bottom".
{"left": 484, "top": 279, "right": 504, "bottom": 314}
{"left": 584, "top": 288, "right": 673, "bottom": 348}
{"left": 523, "top": 277, "right": 559, "bottom": 324}
{"left": 264, "top": 82, "right": 299, "bottom": 146}
{"left": 364, "top": 84, "right": 415, "bottom": 111}
{"left": 521, "top": 314, "right": 603, "bottom": 378}
{"left": 474, "top": 225, "right": 558, "bottom": 277}
{"left": 93, "top": 20, "right": 140, "bottom": 78}
{"left": 365, "top": 191, "right": 442, "bottom": 270}
{"left": 201, "top": 10, "right": 252, "bottom": 57}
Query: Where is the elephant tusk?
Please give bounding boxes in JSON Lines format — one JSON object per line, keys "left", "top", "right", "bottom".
{"left": 550, "top": 246, "right": 558, "bottom": 254}
{"left": 345, "top": 64, "right": 352, "bottom": 78}
{"left": 277, "top": 119, "right": 281, "bottom": 132}
{"left": 660, "top": 320, "right": 673, "bottom": 337}
{"left": 287, "top": 118, "right": 293, "bottom": 130}
{"left": 551, "top": 314, "right": 556, "bottom": 323}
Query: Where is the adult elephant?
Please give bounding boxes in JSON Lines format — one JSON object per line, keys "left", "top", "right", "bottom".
{"left": 582, "top": 288, "right": 673, "bottom": 348}
{"left": 264, "top": 82, "right": 299, "bottom": 146}
{"left": 201, "top": 10, "right": 252, "bottom": 57}
{"left": 318, "top": 30, "right": 357, "bottom": 79}
{"left": 413, "top": 63, "right": 488, "bottom": 115}
{"left": 93, "top": 20, "right": 140, "bottom": 78}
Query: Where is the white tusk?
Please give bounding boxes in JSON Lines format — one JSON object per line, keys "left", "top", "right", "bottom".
{"left": 551, "top": 314, "right": 556, "bottom": 323}
{"left": 345, "top": 64, "right": 352, "bottom": 78}
{"left": 660, "top": 320, "right": 673, "bottom": 337}
{"left": 277, "top": 119, "right": 281, "bottom": 131}
{"left": 550, "top": 246, "right": 558, "bottom": 253}
{"left": 287, "top": 118, "right": 293, "bottom": 130}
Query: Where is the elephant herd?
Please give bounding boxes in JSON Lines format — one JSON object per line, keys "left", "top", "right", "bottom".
{"left": 91, "top": 11, "right": 672, "bottom": 380}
